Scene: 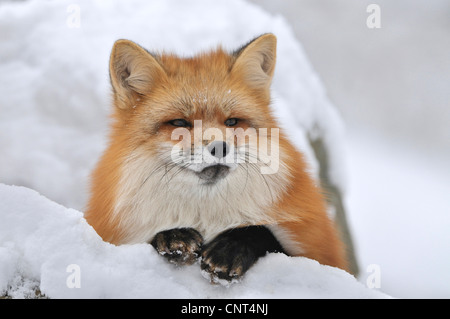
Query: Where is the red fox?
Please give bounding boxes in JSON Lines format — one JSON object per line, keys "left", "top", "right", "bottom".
{"left": 85, "top": 33, "right": 348, "bottom": 283}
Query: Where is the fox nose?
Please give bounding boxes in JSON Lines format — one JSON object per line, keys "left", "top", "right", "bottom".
{"left": 208, "top": 141, "right": 229, "bottom": 159}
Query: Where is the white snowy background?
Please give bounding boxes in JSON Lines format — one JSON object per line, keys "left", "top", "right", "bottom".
{"left": 0, "top": 0, "right": 448, "bottom": 298}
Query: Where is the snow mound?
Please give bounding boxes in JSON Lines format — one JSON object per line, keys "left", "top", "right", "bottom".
{"left": 0, "top": 184, "right": 388, "bottom": 298}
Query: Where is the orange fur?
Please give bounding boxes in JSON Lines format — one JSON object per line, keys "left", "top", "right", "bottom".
{"left": 85, "top": 34, "right": 348, "bottom": 272}
{"left": 274, "top": 137, "right": 348, "bottom": 270}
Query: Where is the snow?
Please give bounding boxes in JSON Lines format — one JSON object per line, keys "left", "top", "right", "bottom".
{"left": 0, "top": 184, "right": 388, "bottom": 298}
{"left": 0, "top": 0, "right": 383, "bottom": 298}
{"left": 346, "top": 132, "right": 450, "bottom": 298}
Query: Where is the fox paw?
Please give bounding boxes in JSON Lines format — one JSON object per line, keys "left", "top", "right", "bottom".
{"left": 200, "top": 235, "right": 257, "bottom": 284}
{"left": 151, "top": 228, "right": 204, "bottom": 266}
{"left": 200, "top": 226, "right": 284, "bottom": 284}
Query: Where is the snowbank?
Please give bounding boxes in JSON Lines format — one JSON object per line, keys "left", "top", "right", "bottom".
{"left": 0, "top": 184, "right": 387, "bottom": 298}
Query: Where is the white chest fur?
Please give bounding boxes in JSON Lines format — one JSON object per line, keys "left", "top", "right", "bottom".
{"left": 112, "top": 149, "right": 289, "bottom": 244}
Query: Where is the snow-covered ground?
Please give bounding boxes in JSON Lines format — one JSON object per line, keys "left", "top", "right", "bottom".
{"left": 0, "top": 183, "right": 388, "bottom": 298}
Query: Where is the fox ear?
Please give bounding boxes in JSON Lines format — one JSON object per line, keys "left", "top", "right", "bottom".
{"left": 109, "top": 39, "right": 166, "bottom": 109}
{"left": 232, "top": 33, "right": 277, "bottom": 90}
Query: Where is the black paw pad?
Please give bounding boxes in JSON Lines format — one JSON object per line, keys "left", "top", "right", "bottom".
{"left": 151, "top": 228, "right": 204, "bottom": 266}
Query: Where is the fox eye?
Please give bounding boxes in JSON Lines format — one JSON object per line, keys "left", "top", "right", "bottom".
{"left": 225, "top": 118, "right": 239, "bottom": 127}
{"left": 168, "top": 119, "right": 191, "bottom": 127}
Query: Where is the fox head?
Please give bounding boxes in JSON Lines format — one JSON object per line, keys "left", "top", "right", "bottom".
{"left": 99, "top": 34, "right": 294, "bottom": 243}
{"left": 109, "top": 33, "right": 284, "bottom": 181}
